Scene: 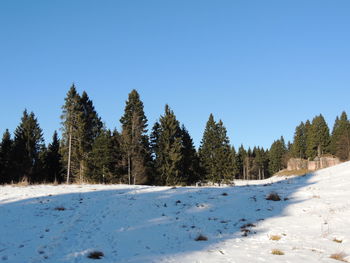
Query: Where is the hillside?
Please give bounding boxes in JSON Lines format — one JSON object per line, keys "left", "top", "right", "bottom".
{"left": 1, "top": 162, "right": 350, "bottom": 263}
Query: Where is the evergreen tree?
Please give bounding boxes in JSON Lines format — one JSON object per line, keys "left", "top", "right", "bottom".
{"left": 45, "top": 131, "right": 63, "bottom": 183}
{"left": 154, "top": 105, "right": 183, "bottom": 185}
{"left": 236, "top": 145, "right": 246, "bottom": 179}
{"left": 269, "top": 136, "right": 287, "bottom": 174}
{"left": 180, "top": 125, "right": 200, "bottom": 184}
{"left": 12, "top": 110, "right": 45, "bottom": 183}
{"left": 199, "top": 114, "right": 232, "bottom": 183}
{"left": 330, "top": 111, "right": 350, "bottom": 160}
{"left": 0, "top": 129, "right": 13, "bottom": 184}
{"left": 306, "top": 114, "right": 330, "bottom": 159}
{"left": 87, "top": 129, "right": 114, "bottom": 183}
{"left": 60, "top": 85, "right": 102, "bottom": 183}
{"left": 120, "top": 90, "right": 151, "bottom": 185}
{"left": 292, "top": 122, "right": 307, "bottom": 158}
{"left": 60, "top": 85, "right": 83, "bottom": 183}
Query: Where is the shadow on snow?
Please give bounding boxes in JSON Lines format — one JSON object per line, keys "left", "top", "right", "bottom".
{"left": 0, "top": 173, "right": 316, "bottom": 263}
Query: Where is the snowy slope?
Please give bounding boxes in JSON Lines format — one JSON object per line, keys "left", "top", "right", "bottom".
{"left": 1, "top": 162, "right": 350, "bottom": 263}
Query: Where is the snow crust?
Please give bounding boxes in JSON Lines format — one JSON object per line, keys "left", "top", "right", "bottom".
{"left": 1, "top": 162, "right": 350, "bottom": 262}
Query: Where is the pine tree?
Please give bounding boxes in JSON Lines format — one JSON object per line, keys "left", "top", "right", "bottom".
{"left": 292, "top": 122, "right": 307, "bottom": 158}
{"left": 61, "top": 85, "right": 102, "bottom": 183}
{"left": 199, "top": 114, "right": 232, "bottom": 183}
{"left": 0, "top": 129, "right": 13, "bottom": 184}
{"left": 12, "top": 110, "right": 45, "bottom": 183}
{"left": 153, "top": 105, "right": 183, "bottom": 185}
{"left": 330, "top": 111, "right": 350, "bottom": 160}
{"left": 180, "top": 125, "right": 200, "bottom": 184}
{"left": 45, "top": 131, "right": 63, "bottom": 183}
{"left": 306, "top": 114, "right": 330, "bottom": 159}
{"left": 236, "top": 145, "right": 246, "bottom": 179}
{"left": 60, "top": 85, "right": 83, "bottom": 183}
{"left": 269, "top": 136, "right": 287, "bottom": 175}
{"left": 120, "top": 90, "right": 151, "bottom": 185}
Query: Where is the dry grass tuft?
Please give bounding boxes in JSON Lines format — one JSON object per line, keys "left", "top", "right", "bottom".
{"left": 195, "top": 234, "right": 208, "bottom": 241}
{"left": 333, "top": 238, "right": 343, "bottom": 243}
{"left": 277, "top": 169, "right": 310, "bottom": 176}
{"left": 270, "top": 235, "right": 282, "bottom": 241}
{"left": 266, "top": 192, "right": 281, "bottom": 201}
{"left": 271, "top": 249, "right": 284, "bottom": 255}
{"left": 330, "top": 252, "right": 347, "bottom": 262}
{"left": 87, "top": 251, "right": 104, "bottom": 259}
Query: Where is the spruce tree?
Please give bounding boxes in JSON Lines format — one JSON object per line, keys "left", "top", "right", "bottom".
{"left": 269, "top": 136, "right": 287, "bottom": 175}
{"left": 199, "top": 114, "right": 232, "bottom": 183}
{"left": 45, "top": 131, "right": 63, "bottom": 183}
{"left": 180, "top": 125, "right": 200, "bottom": 184}
{"left": 60, "top": 85, "right": 83, "bottom": 183}
{"left": 306, "top": 114, "right": 330, "bottom": 159}
{"left": 120, "top": 90, "right": 151, "bottom": 185}
{"left": 330, "top": 111, "right": 350, "bottom": 160}
{"left": 292, "top": 122, "right": 307, "bottom": 159}
{"left": 61, "top": 85, "right": 102, "bottom": 183}
{"left": 153, "top": 105, "right": 183, "bottom": 185}
{"left": 12, "top": 110, "right": 45, "bottom": 183}
{"left": 0, "top": 129, "right": 13, "bottom": 184}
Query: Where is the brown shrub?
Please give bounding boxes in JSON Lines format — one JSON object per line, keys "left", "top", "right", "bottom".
{"left": 266, "top": 192, "right": 281, "bottom": 201}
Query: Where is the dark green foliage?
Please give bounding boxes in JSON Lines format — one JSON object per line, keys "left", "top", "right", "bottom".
{"left": 45, "top": 131, "right": 63, "bottom": 183}
{"left": 152, "top": 105, "right": 183, "bottom": 185}
{"left": 0, "top": 129, "right": 13, "bottom": 184}
{"left": 269, "top": 136, "right": 287, "bottom": 175}
{"left": 60, "top": 85, "right": 102, "bottom": 183}
{"left": 292, "top": 122, "right": 307, "bottom": 159}
{"left": 306, "top": 114, "right": 330, "bottom": 159}
{"left": 120, "top": 90, "right": 151, "bottom": 185}
{"left": 199, "top": 114, "right": 232, "bottom": 183}
{"left": 87, "top": 129, "right": 114, "bottom": 183}
{"left": 330, "top": 111, "right": 350, "bottom": 160}
{"left": 252, "top": 147, "right": 269, "bottom": 180}
{"left": 180, "top": 125, "right": 200, "bottom": 185}
{"left": 12, "top": 110, "right": 45, "bottom": 183}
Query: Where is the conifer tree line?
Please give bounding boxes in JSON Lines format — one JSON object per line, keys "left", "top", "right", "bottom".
{"left": 1, "top": 85, "right": 349, "bottom": 185}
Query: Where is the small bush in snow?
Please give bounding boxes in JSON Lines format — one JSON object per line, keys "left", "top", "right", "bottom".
{"left": 271, "top": 249, "right": 284, "bottom": 255}
{"left": 266, "top": 192, "right": 281, "bottom": 201}
{"left": 330, "top": 252, "right": 347, "bottom": 262}
{"left": 269, "top": 235, "right": 282, "bottom": 241}
{"left": 87, "top": 251, "right": 104, "bottom": 259}
{"left": 195, "top": 234, "right": 208, "bottom": 241}
{"left": 333, "top": 238, "right": 343, "bottom": 243}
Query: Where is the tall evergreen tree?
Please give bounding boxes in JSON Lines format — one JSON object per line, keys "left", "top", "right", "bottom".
{"left": 61, "top": 85, "right": 102, "bottom": 183}
{"left": 269, "top": 136, "right": 287, "bottom": 174}
{"left": 153, "top": 105, "right": 183, "bottom": 185}
{"left": 0, "top": 129, "right": 13, "bottom": 184}
{"left": 12, "top": 110, "right": 45, "bottom": 183}
{"left": 120, "top": 90, "right": 151, "bottom": 185}
{"left": 292, "top": 122, "right": 307, "bottom": 158}
{"left": 199, "top": 114, "right": 232, "bottom": 183}
{"left": 330, "top": 111, "right": 350, "bottom": 160}
{"left": 180, "top": 125, "right": 200, "bottom": 184}
{"left": 306, "top": 114, "right": 330, "bottom": 159}
{"left": 45, "top": 131, "right": 63, "bottom": 183}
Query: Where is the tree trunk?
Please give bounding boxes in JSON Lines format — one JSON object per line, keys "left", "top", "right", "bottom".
{"left": 66, "top": 128, "right": 72, "bottom": 184}
{"left": 128, "top": 153, "right": 131, "bottom": 185}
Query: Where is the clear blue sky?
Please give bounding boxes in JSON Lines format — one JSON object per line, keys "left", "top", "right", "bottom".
{"left": 1, "top": 1, "right": 349, "bottom": 149}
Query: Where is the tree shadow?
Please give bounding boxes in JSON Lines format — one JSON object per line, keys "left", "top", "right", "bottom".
{"left": 0, "top": 173, "right": 316, "bottom": 263}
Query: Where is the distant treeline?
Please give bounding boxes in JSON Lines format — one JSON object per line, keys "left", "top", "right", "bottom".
{"left": 0, "top": 86, "right": 349, "bottom": 185}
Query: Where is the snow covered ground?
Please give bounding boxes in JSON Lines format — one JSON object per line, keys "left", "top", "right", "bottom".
{"left": 1, "top": 162, "right": 350, "bottom": 263}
